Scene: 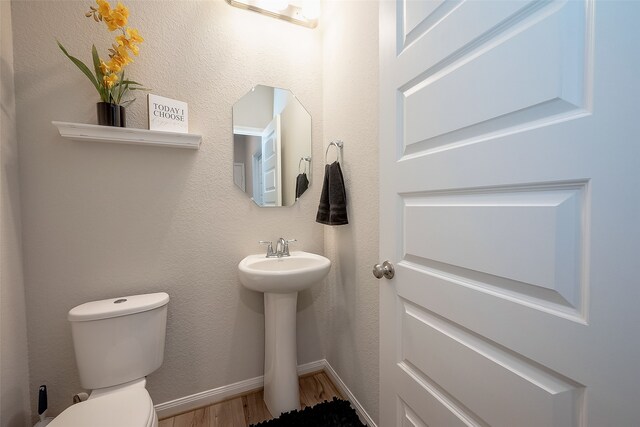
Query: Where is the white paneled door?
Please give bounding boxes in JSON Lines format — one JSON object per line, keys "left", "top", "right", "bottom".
{"left": 379, "top": 1, "right": 640, "bottom": 426}
{"left": 261, "top": 115, "right": 282, "bottom": 207}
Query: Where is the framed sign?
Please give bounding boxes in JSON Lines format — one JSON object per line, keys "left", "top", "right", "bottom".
{"left": 148, "top": 94, "right": 188, "bottom": 133}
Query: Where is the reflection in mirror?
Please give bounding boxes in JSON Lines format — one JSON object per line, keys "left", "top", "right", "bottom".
{"left": 233, "top": 85, "right": 312, "bottom": 207}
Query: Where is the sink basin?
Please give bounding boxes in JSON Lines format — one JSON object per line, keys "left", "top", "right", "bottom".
{"left": 238, "top": 251, "right": 331, "bottom": 293}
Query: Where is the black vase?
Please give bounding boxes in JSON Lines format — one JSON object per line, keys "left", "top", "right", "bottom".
{"left": 119, "top": 105, "right": 127, "bottom": 128}
{"left": 96, "top": 102, "right": 120, "bottom": 127}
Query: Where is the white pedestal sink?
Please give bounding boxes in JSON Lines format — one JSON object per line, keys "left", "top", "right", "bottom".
{"left": 238, "top": 251, "right": 331, "bottom": 417}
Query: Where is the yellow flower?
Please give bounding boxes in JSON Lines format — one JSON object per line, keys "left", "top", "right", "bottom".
{"left": 99, "top": 59, "right": 109, "bottom": 75}
{"left": 116, "top": 44, "right": 133, "bottom": 64}
{"left": 114, "top": 2, "right": 129, "bottom": 20}
{"left": 96, "top": 0, "right": 111, "bottom": 18}
{"left": 128, "top": 43, "right": 139, "bottom": 56}
{"left": 102, "top": 2, "right": 128, "bottom": 31}
{"left": 116, "top": 29, "right": 143, "bottom": 56}
{"left": 126, "top": 28, "right": 144, "bottom": 44}
{"left": 107, "top": 57, "right": 123, "bottom": 73}
{"left": 103, "top": 73, "right": 118, "bottom": 89}
{"left": 104, "top": 16, "right": 119, "bottom": 31}
{"left": 115, "top": 34, "right": 128, "bottom": 47}
{"left": 108, "top": 2, "right": 129, "bottom": 28}
{"left": 116, "top": 34, "right": 140, "bottom": 56}
{"left": 107, "top": 11, "right": 127, "bottom": 30}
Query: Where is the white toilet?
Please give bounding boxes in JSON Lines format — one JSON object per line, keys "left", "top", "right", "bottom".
{"left": 49, "top": 292, "right": 170, "bottom": 427}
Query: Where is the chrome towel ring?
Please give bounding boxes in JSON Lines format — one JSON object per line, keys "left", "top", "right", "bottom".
{"left": 325, "top": 140, "right": 344, "bottom": 163}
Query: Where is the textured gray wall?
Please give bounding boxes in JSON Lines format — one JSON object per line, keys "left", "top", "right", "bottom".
{"left": 12, "top": 0, "right": 327, "bottom": 417}
{"left": 1, "top": 1, "right": 31, "bottom": 425}
{"left": 323, "top": 0, "right": 380, "bottom": 423}
{"left": 10, "top": 0, "right": 382, "bottom": 422}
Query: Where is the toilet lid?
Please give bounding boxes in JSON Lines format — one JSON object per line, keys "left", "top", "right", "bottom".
{"left": 48, "top": 388, "right": 155, "bottom": 427}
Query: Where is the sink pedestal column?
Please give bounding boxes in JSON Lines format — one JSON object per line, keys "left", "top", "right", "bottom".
{"left": 263, "top": 292, "right": 299, "bottom": 417}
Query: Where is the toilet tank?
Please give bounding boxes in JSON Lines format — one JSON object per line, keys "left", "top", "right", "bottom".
{"left": 68, "top": 292, "right": 169, "bottom": 390}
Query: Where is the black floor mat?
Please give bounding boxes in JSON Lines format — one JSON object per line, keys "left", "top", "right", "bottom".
{"left": 251, "top": 398, "right": 366, "bottom": 427}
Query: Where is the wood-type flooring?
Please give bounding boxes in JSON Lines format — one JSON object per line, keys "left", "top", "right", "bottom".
{"left": 158, "top": 371, "right": 343, "bottom": 427}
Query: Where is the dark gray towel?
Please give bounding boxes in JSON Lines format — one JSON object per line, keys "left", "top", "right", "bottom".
{"left": 295, "top": 173, "right": 309, "bottom": 199}
{"left": 316, "top": 161, "right": 348, "bottom": 225}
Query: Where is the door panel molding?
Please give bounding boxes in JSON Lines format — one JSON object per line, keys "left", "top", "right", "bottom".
{"left": 398, "top": 0, "right": 590, "bottom": 157}
{"left": 400, "top": 299, "right": 585, "bottom": 427}
{"left": 399, "top": 181, "right": 589, "bottom": 322}
{"left": 397, "top": 363, "right": 489, "bottom": 427}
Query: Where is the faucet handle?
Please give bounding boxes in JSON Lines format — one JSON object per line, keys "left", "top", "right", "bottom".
{"left": 259, "top": 241, "right": 275, "bottom": 257}
{"left": 283, "top": 239, "right": 297, "bottom": 256}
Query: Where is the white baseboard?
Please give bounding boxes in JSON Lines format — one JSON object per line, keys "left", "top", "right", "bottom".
{"left": 154, "top": 360, "right": 325, "bottom": 419}
{"left": 154, "top": 359, "right": 376, "bottom": 427}
{"left": 322, "top": 361, "right": 377, "bottom": 427}
{"left": 154, "top": 374, "right": 263, "bottom": 419}
{"left": 297, "top": 359, "right": 326, "bottom": 376}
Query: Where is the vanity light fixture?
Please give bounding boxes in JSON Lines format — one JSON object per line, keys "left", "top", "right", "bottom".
{"left": 225, "top": 0, "right": 320, "bottom": 28}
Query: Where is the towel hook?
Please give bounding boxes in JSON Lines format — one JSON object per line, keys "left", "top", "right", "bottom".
{"left": 325, "top": 140, "right": 344, "bottom": 163}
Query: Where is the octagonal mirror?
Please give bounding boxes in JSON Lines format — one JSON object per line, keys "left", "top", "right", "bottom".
{"left": 233, "top": 85, "right": 312, "bottom": 207}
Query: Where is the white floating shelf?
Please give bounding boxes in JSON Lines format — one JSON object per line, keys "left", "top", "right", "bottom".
{"left": 52, "top": 121, "right": 202, "bottom": 149}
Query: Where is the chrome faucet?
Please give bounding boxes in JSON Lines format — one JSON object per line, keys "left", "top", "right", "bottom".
{"left": 260, "top": 238, "right": 296, "bottom": 258}
{"left": 275, "top": 238, "right": 286, "bottom": 257}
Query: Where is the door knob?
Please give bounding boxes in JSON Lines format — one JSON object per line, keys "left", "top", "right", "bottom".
{"left": 373, "top": 261, "right": 395, "bottom": 279}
